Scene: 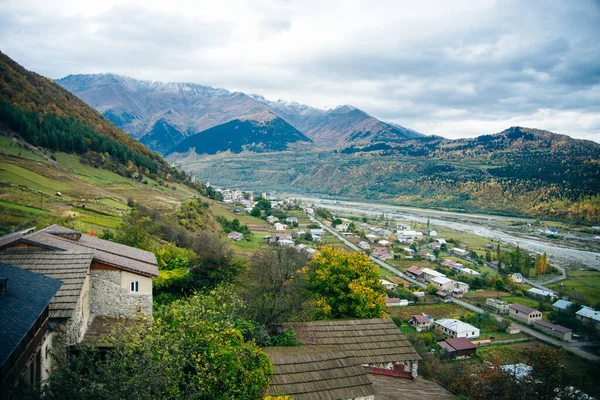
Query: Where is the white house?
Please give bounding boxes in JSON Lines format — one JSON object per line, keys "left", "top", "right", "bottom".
{"left": 358, "top": 241, "right": 371, "bottom": 250}
{"left": 435, "top": 319, "right": 480, "bottom": 339}
{"left": 431, "top": 277, "right": 455, "bottom": 291}
{"left": 227, "top": 232, "right": 243, "bottom": 241}
{"left": 422, "top": 268, "right": 446, "bottom": 282}
{"left": 528, "top": 288, "right": 556, "bottom": 299}
{"left": 460, "top": 268, "right": 480, "bottom": 276}
{"left": 380, "top": 279, "right": 398, "bottom": 291}
{"left": 335, "top": 223, "right": 349, "bottom": 232}
{"left": 274, "top": 223, "right": 288, "bottom": 231}
{"left": 450, "top": 248, "right": 469, "bottom": 257}
{"left": 286, "top": 217, "right": 298, "bottom": 224}
{"left": 378, "top": 240, "right": 390, "bottom": 246}
{"left": 267, "top": 216, "right": 279, "bottom": 224}
{"left": 310, "top": 229, "right": 324, "bottom": 236}
{"left": 511, "top": 273, "right": 523, "bottom": 283}
{"left": 277, "top": 239, "right": 295, "bottom": 247}
{"left": 396, "top": 231, "right": 423, "bottom": 241}
{"left": 366, "top": 234, "right": 379, "bottom": 243}
{"left": 429, "top": 230, "right": 438, "bottom": 237}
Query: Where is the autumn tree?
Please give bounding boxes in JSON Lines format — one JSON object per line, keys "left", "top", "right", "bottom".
{"left": 243, "top": 246, "right": 313, "bottom": 329}
{"left": 307, "top": 246, "right": 386, "bottom": 320}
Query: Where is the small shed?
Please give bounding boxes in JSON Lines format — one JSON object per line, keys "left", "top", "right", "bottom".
{"left": 506, "top": 324, "right": 521, "bottom": 335}
{"left": 437, "top": 337, "right": 477, "bottom": 359}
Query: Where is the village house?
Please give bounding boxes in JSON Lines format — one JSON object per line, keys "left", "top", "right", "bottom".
{"left": 431, "top": 276, "right": 455, "bottom": 292}
{"left": 273, "top": 222, "right": 288, "bottom": 231}
{"left": 534, "top": 320, "right": 572, "bottom": 342}
{"left": 284, "top": 318, "right": 421, "bottom": 379}
{"left": 509, "top": 304, "right": 542, "bottom": 325}
{"left": 335, "top": 223, "right": 350, "bottom": 232}
{"left": 435, "top": 319, "right": 480, "bottom": 339}
{"left": 486, "top": 298, "right": 510, "bottom": 314}
{"left": 227, "top": 231, "right": 243, "bottom": 241}
{"left": 404, "top": 248, "right": 415, "bottom": 256}
{"left": 460, "top": 268, "right": 480, "bottom": 276}
{"left": 385, "top": 296, "right": 408, "bottom": 307}
{"left": 380, "top": 279, "right": 398, "bottom": 291}
{"left": 0, "top": 225, "right": 159, "bottom": 386}
{"left": 395, "top": 230, "right": 423, "bottom": 241}
{"left": 277, "top": 239, "right": 295, "bottom": 247}
{"left": 405, "top": 265, "right": 425, "bottom": 280}
{"left": 359, "top": 241, "right": 371, "bottom": 250}
{"left": 437, "top": 337, "right": 477, "bottom": 359}
{"left": 309, "top": 228, "right": 324, "bottom": 237}
{"left": 576, "top": 307, "right": 600, "bottom": 331}
{"left": 409, "top": 315, "right": 433, "bottom": 332}
{"left": 428, "top": 230, "right": 438, "bottom": 237}
{"left": 373, "top": 247, "right": 394, "bottom": 260}
{"left": 396, "top": 223, "right": 411, "bottom": 230}
{"left": 366, "top": 234, "right": 379, "bottom": 243}
{"left": 450, "top": 247, "right": 469, "bottom": 257}
{"left": 451, "top": 288, "right": 465, "bottom": 298}
{"left": 420, "top": 252, "right": 436, "bottom": 262}
{"left": 378, "top": 239, "right": 390, "bottom": 246}
{"left": 285, "top": 217, "right": 298, "bottom": 225}
{"left": 552, "top": 299, "right": 573, "bottom": 311}
{"left": 511, "top": 272, "right": 523, "bottom": 283}
{"left": 422, "top": 268, "right": 446, "bottom": 282}
{"left": 0, "top": 263, "right": 62, "bottom": 393}
{"left": 266, "top": 215, "right": 279, "bottom": 224}
{"left": 264, "top": 347, "right": 376, "bottom": 400}
{"left": 528, "top": 288, "right": 556, "bottom": 300}
{"left": 506, "top": 325, "right": 521, "bottom": 335}
{"left": 436, "top": 291, "right": 451, "bottom": 302}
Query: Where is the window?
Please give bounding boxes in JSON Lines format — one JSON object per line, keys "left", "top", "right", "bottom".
{"left": 131, "top": 281, "right": 139, "bottom": 292}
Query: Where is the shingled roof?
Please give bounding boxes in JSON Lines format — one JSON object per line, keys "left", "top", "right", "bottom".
{"left": 0, "top": 225, "right": 158, "bottom": 277}
{"left": 0, "top": 249, "right": 93, "bottom": 319}
{"left": 283, "top": 318, "right": 421, "bottom": 364}
{"left": 264, "top": 346, "right": 376, "bottom": 400}
{"left": 0, "top": 263, "right": 62, "bottom": 368}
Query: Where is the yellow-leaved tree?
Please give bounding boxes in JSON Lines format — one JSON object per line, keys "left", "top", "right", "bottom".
{"left": 308, "top": 246, "right": 386, "bottom": 320}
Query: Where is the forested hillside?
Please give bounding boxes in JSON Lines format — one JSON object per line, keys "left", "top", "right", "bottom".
{"left": 0, "top": 51, "right": 183, "bottom": 183}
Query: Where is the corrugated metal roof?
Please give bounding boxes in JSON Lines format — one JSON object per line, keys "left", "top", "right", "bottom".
{"left": 509, "top": 303, "right": 537, "bottom": 314}
{"left": 534, "top": 320, "right": 571, "bottom": 334}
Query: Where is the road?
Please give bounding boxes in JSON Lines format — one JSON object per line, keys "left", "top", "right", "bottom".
{"left": 312, "top": 216, "right": 600, "bottom": 362}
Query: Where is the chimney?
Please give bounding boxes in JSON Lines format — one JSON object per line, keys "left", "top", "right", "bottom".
{"left": 0, "top": 277, "right": 7, "bottom": 295}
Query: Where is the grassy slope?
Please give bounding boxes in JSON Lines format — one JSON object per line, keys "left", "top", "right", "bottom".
{"left": 0, "top": 135, "right": 201, "bottom": 235}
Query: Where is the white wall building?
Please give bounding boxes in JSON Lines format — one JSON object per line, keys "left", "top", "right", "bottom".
{"left": 435, "top": 319, "right": 480, "bottom": 339}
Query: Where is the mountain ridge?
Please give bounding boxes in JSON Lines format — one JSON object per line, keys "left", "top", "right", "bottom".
{"left": 57, "top": 73, "right": 424, "bottom": 154}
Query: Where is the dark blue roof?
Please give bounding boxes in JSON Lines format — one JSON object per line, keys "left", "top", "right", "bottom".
{"left": 0, "top": 263, "right": 62, "bottom": 368}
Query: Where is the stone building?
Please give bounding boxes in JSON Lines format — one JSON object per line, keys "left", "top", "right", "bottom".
{"left": 509, "top": 304, "right": 542, "bottom": 325}
{"left": 0, "top": 225, "right": 158, "bottom": 379}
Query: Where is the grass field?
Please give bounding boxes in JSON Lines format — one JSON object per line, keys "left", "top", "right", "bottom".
{"left": 0, "top": 161, "right": 71, "bottom": 194}
{"left": 501, "top": 296, "right": 539, "bottom": 308}
{"left": 386, "top": 303, "right": 470, "bottom": 321}
{"left": 0, "top": 200, "right": 47, "bottom": 215}
{"left": 548, "top": 270, "right": 600, "bottom": 306}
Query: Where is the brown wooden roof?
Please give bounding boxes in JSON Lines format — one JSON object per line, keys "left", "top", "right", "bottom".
{"left": 0, "top": 249, "right": 93, "bottom": 319}
{"left": 264, "top": 346, "right": 376, "bottom": 400}
{"left": 283, "top": 318, "right": 421, "bottom": 364}
{"left": 368, "top": 374, "right": 457, "bottom": 399}
{"left": 1, "top": 225, "right": 159, "bottom": 277}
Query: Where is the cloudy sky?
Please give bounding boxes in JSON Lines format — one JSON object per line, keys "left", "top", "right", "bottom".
{"left": 1, "top": 0, "right": 599, "bottom": 140}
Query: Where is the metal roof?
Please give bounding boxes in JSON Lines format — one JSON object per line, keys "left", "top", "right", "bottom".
{"left": 0, "top": 263, "right": 62, "bottom": 368}
{"left": 509, "top": 303, "right": 537, "bottom": 314}
{"left": 534, "top": 320, "right": 572, "bottom": 334}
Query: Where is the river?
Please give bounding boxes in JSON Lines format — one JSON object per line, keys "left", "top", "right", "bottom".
{"left": 297, "top": 196, "right": 600, "bottom": 270}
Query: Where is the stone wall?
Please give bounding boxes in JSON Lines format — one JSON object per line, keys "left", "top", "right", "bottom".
{"left": 64, "top": 275, "right": 91, "bottom": 344}
{"left": 89, "top": 270, "right": 152, "bottom": 321}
